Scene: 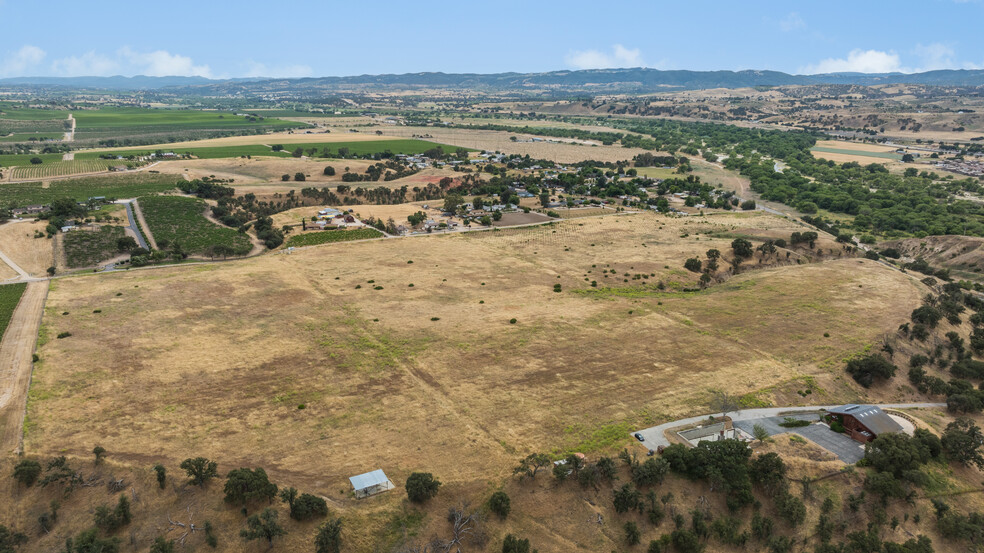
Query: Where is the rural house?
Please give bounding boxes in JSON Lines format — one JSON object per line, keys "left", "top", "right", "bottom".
{"left": 826, "top": 404, "right": 904, "bottom": 443}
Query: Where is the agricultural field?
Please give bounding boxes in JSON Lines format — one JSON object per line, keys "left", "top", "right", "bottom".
{"left": 76, "top": 144, "right": 290, "bottom": 160}
{"left": 284, "top": 227, "right": 383, "bottom": 247}
{"left": 810, "top": 141, "right": 903, "bottom": 163}
{"left": 383, "top": 126, "right": 652, "bottom": 163}
{"left": 150, "top": 157, "right": 380, "bottom": 184}
{"left": 0, "top": 133, "right": 63, "bottom": 143}
{"left": 0, "top": 282, "right": 26, "bottom": 338}
{"left": 0, "top": 173, "right": 181, "bottom": 207}
{"left": 0, "top": 153, "right": 64, "bottom": 168}
{"left": 77, "top": 139, "right": 465, "bottom": 161}
{"left": 136, "top": 195, "right": 253, "bottom": 255}
{"left": 0, "top": 107, "right": 69, "bottom": 135}
{"left": 8, "top": 159, "right": 129, "bottom": 180}
{"left": 61, "top": 225, "right": 126, "bottom": 268}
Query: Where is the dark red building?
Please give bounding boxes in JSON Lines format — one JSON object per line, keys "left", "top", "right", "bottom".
{"left": 827, "top": 404, "right": 904, "bottom": 443}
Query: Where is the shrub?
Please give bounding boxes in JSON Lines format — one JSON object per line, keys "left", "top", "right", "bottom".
{"left": 509, "top": 318, "right": 517, "bottom": 324}
{"left": 488, "top": 491, "right": 511, "bottom": 519}
{"left": 502, "top": 534, "right": 533, "bottom": 553}
{"left": 405, "top": 472, "right": 441, "bottom": 503}
{"left": 291, "top": 493, "right": 329, "bottom": 521}
{"left": 13, "top": 459, "right": 41, "bottom": 487}
{"left": 314, "top": 518, "right": 342, "bottom": 553}
{"left": 223, "top": 467, "right": 277, "bottom": 507}
{"left": 94, "top": 495, "right": 132, "bottom": 532}
{"left": 153, "top": 464, "right": 166, "bottom": 489}
{"left": 625, "top": 521, "right": 642, "bottom": 545}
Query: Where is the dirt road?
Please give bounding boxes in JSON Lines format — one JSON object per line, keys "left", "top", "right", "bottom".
{"left": 0, "top": 281, "right": 47, "bottom": 454}
{"left": 63, "top": 113, "right": 75, "bottom": 142}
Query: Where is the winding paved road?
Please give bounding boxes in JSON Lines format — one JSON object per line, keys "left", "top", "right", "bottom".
{"left": 633, "top": 403, "right": 947, "bottom": 449}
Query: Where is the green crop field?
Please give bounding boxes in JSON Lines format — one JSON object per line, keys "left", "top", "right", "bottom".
{"left": 0, "top": 173, "right": 181, "bottom": 207}
{"left": 9, "top": 159, "right": 134, "bottom": 180}
{"left": 63, "top": 225, "right": 127, "bottom": 268}
{"left": 137, "top": 195, "right": 252, "bottom": 256}
{"left": 285, "top": 228, "right": 384, "bottom": 247}
{"left": 0, "top": 283, "right": 27, "bottom": 339}
{"left": 285, "top": 139, "right": 471, "bottom": 156}
{"left": 810, "top": 147, "right": 902, "bottom": 160}
{"left": 0, "top": 153, "right": 65, "bottom": 167}
{"left": 76, "top": 144, "right": 291, "bottom": 160}
{"left": 79, "top": 139, "right": 467, "bottom": 161}
{"left": 0, "top": 133, "right": 63, "bottom": 143}
{"left": 0, "top": 106, "right": 70, "bottom": 120}
{"left": 73, "top": 107, "right": 299, "bottom": 131}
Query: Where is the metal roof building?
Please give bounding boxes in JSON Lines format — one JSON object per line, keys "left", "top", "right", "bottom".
{"left": 826, "top": 404, "right": 904, "bottom": 443}
{"left": 349, "top": 469, "right": 394, "bottom": 499}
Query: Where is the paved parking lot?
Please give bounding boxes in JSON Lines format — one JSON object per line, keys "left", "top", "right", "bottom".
{"left": 734, "top": 416, "right": 866, "bottom": 463}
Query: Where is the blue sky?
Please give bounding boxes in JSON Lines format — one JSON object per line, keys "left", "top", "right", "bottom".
{"left": 1, "top": 0, "right": 983, "bottom": 78}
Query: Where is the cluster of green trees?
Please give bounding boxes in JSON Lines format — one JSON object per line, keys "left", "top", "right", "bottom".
{"left": 897, "top": 283, "right": 984, "bottom": 413}
{"left": 8, "top": 453, "right": 344, "bottom": 553}
{"left": 731, "top": 146, "right": 984, "bottom": 237}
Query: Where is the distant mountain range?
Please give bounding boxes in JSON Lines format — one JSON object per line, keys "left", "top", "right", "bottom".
{"left": 4, "top": 68, "right": 984, "bottom": 93}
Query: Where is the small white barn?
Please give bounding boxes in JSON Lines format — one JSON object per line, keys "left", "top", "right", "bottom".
{"left": 349, "top": 469, "right": 394, "bottom": 499}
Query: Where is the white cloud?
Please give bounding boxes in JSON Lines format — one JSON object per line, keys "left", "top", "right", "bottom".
{"left": 119, "top": 47, "right": 212, "bottom": 77}
{"left": 779, "top": 12, "right": 805, "bottom": 32}
{"left": 0, "top": 45, "right": 46, "bottom": 77}
{"left": 566, "top": 44, "right": 644, "bottom": 70}
{"left": 243, "top": 61, "right": 313, "bottom": 78}
{"left": 51, "top": 51, "right": 119, "bottom": 77}
{"left": 800, "top": 49, "right": 905, "bottom": 74}
{"left": 913, "top": 42, "right": 956, "bottom": 71}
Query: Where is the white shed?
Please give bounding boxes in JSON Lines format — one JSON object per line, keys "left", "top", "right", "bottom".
{"left": 349, "top": 469, "right": 394, "bottom": 499}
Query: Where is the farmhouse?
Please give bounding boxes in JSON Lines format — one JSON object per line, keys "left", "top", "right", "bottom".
{"left": 826, "top": 404, "right": 904, "bottom": 443}
{"left": 11, "top": 204, "right": 49, "bottom": 216}
{"left": 349, "top": 469, "right": 394, "bottom": 499}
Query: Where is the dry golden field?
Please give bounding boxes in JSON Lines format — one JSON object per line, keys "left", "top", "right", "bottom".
{"left": 383, "top": 127, "right": 650, "bottom": 163}
{"left": 79, "top": 130, "right": 405, "bottom": 156}
{"left": 152, "top": 157, "right": 387, "bottom": 185}
{"left": 27, "top": 212, "right": 923, "bottom": 490}
{"left": 0, "top": 220, "right": 55, "bottom": 277}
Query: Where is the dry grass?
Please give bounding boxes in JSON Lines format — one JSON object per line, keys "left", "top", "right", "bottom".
{"left": 28, "top": 211, "right": 922, "bottom": 485}
{"left": 383, "top": 127, "right": 648, "bottom": 163}
{"left": 79, "top": 130, "right": 405, "bottom": 155}
{"left": 10, "top": 207, "right": 967, "bottom": 552}
{"left": 0, "top": 221, "right": 55, "bottom": 277}
{"left": 151, "top": 157, "right": 381, "bottom": 184}
{"left": 0, "top": 256, "right": 16, "bottom": 280}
